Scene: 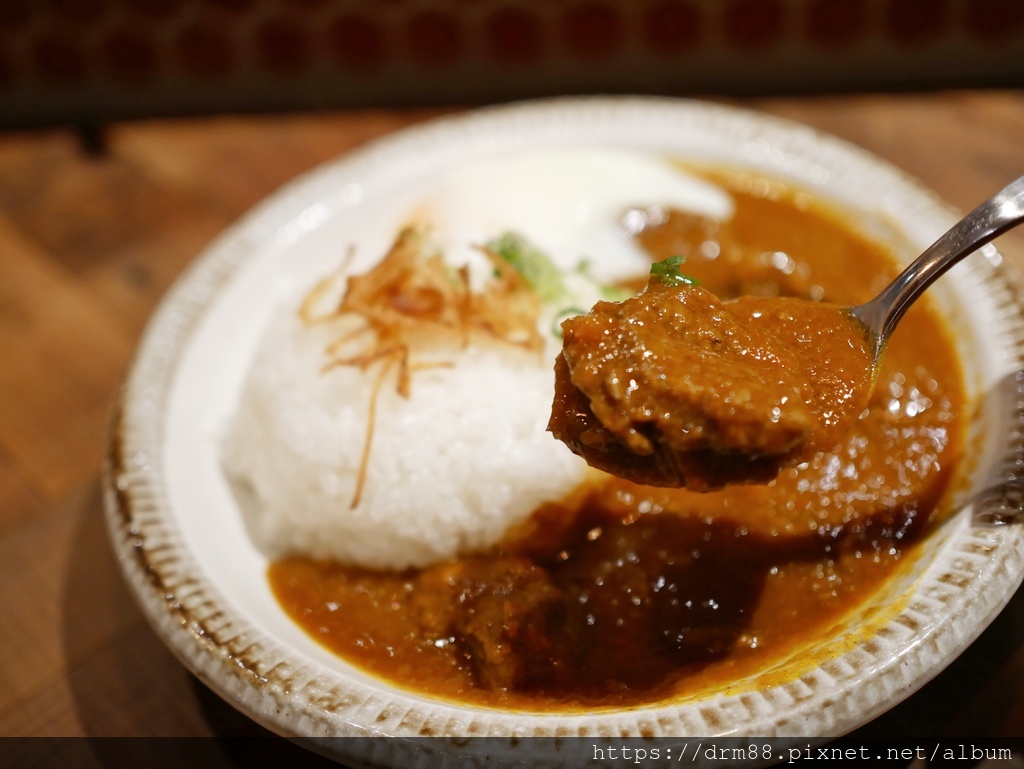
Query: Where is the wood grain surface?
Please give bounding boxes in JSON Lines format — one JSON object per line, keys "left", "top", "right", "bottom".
{"left": 1, "top": 92, "right": 1023, "bottom": 762}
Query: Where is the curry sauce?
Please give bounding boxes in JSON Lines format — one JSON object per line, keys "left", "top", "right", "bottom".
{"left": 551, "top": 284, "right": 875, "bottom": 489}
{"left": 269, "top": 171, "right": 966, "bottom": 710}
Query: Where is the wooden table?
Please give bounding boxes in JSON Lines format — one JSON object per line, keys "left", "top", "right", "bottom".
{"left": 2, "top": 91, "right": 1024, "bottom": 760}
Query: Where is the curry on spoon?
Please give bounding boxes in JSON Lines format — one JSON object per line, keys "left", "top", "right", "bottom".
{"left": 549, "top": 174, "right": 1024, "bottom": 489}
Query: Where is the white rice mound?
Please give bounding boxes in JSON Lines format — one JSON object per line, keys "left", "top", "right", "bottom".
{"left": 222, "top": 303, "right": 590, "bottom": 571}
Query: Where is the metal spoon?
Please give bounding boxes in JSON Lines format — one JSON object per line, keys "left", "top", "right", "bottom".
{"left": 851, "top": 174, "right": 1024, "bottom": 361}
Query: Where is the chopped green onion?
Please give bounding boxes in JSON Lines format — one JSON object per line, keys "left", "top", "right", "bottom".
{"left": 487, "top": 232, "right": 567, "bottom": 304}
{"left": 650, "top": 255, "right": 699, "bottom": 287}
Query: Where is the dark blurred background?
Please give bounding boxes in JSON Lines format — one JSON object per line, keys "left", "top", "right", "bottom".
{"left": 1, "top": 0, "right": 1023, "bottom": 129}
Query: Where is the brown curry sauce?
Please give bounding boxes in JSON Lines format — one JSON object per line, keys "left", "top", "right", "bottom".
{"left": 269, "top": 171, "right": 966, "bottom": 711}
{"left": 550, "top": 285, "right": 875, "bottom": 489}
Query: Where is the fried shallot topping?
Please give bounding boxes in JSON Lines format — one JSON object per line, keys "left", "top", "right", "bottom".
{"left": 300, "top": 227, "right": 546, "bottom": 505}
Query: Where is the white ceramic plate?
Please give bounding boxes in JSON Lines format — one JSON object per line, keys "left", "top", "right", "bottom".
{"left": 104, "top": 98, "right": 1024, "bottom": 766}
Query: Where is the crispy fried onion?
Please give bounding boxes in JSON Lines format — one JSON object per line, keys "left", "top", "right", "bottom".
{"left": 299, "top": 227, "right": 544, "bottom": 507}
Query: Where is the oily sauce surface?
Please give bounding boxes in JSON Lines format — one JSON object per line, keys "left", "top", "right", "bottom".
{"left": 551, "top": 284, "right": 874, "bottom": 489}
{"left": 270, "top": 172, "right": 966, "bottom": 710}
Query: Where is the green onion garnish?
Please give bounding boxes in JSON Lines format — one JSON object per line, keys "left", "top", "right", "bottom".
{"left": 650, "top": 255, "right": 699, "bottom": 287}
{"left": 487, "top": 232, "right": 567, "bottom": 304}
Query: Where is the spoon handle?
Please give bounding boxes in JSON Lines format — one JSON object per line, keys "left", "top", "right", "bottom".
{"left": 853, "top": 174, "right": 1024, "bottom": 345}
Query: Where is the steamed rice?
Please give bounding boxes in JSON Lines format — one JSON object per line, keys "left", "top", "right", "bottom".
{"left": 222, "top": 289, "right": 589, "bottom": 570}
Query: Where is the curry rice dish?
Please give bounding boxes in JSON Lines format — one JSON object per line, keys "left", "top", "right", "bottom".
{"left": 233, "top": 169, "right": 966, "bottom": 711}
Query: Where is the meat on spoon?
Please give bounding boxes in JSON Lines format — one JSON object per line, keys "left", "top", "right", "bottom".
{"left": 548, "top": 264, "right": 874, "bottom": 490}
{"left": 550, "top": 173, "right": 1024, "bottom": 490}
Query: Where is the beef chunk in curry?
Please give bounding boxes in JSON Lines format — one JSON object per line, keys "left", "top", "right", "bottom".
{"left": 550, "top": 273, "right": 875, "bottom": 489}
